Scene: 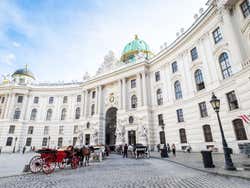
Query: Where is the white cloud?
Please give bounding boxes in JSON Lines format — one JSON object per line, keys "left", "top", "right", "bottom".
{"left": 0, "top": 53, "right": 16, "bottom": 65}
{"left": 12, "top": 42, "right": 21, "bottom": 48}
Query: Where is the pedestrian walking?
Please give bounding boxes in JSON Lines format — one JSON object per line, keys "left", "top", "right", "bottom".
{"left": 167, "top": 143, "right": 171, "bottom": 153}
{"left": 0, "top": 146, "right": 2, "bottom": 154}
{"left": 123, "top": 144, "right": 128, "bottom": 158}
{"left": 157, "top": 144, "right": 160, "bottom": 152}
{"left": 22, "top": 146, "right": 26, "bottom": 154}
{"left": 171, "top": 144, "right": 176, "bottom": 157}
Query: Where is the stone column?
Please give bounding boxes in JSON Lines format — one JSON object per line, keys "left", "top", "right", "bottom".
{"left": 118, "top": 79, "right": 122, "bottom": 109}
{"left": 141, "top": 72, "right": 148, "bottom": 106}
{"left": 137, "top": 73, "right": 142, "bottom": 107}
{"left": 84, "top": 90, "right": 88, "bottom": 118}
{"left": 7, "top": 93, "right": 15, "bottom": 119}
{"left": 122, "top": 78, "right": 126, "bottom": 110}
{"left": 98, "top": 85, "right": 102, "bottom": 115}
{"left": 95, "top": 87, "right": 98, "bottom": 114}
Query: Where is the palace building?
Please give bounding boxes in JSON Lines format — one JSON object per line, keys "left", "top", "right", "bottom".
{"left": 0, "top": 0, "right": 250, "bottom": 153}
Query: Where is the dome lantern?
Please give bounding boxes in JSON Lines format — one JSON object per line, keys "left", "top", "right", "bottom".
{"left": 121, "top": 35, "right": 152, "bottom": 63}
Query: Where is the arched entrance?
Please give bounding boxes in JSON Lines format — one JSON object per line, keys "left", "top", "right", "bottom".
{"left": 105, "top": 107, "right": 117, "bottom": 150}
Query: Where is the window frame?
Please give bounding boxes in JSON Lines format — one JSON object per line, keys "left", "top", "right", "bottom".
{"left": 156, "top": 89, "right": 163, "bottom": 105}
{"left": 172, "top": 61, "right": 178, "bottom": 73}
{"left": 190, "top": 47, "right": 198, "bottom": 61}
{"left": 240, "top": 0, "right": 250, "bottom": 18}
{"left": 131, "top": 95, "right": 137, "bottom": 109}
{"left": 194, "top": 69, "right": 205, "bottom": 91}
{"left": 203, "top": 124, "right": 213, "bottom": 142}
{"left": 176, "top": 109, "right": 184, "bottom": 123}
{"left": 131, "top": 79, "right": 136, "bottom": 89}
{"left": 8, "top": 125, "right": 15, "bottom": 134}
{"left": 174, "top": 81, "right": 183, "bottom": 100}
{"left": 212, "top": 27, "right": 223, "bottom": 44}
{"left": 219, "top": 52, "right": 232, "bottom": 79}
{"left": 226, "top": 91, "right": 239, "bottom": 111}
{"left": 199, "top": 102, "right": 208, "bottom": 118}
{"left": 179, "top": 128, "right": 187, "bottom": 143}
{"left": 155, "top": 71, "right": 160, "bottom": 82}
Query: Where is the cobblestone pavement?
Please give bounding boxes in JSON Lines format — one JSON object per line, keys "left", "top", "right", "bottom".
{"left": 0, "top": 154, "right": 249, "bottom": 188}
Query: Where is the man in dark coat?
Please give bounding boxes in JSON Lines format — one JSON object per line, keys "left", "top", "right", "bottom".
{"left": 123, "top": 144, "right": 128, "bottom": 158}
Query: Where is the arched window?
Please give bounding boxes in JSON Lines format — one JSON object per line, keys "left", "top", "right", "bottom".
{"left": 131, "top": 95, "right": 137, "bottom": 108}
{"left": 6, "top": 137, "right": 13, "bottom": 146}
{"left": 179, "top": 128, "right": 187, "bottom": 143}
{"left": 203, "top": 125, "right": 213, "bottom": 142}
{"left": 61, "top": 108, "right": 67, "bottom": 120}
{"left": 156, "top": 89, "right": 163, "bottom": 105}
{"left": 194, "top": 69, "right": 205, "bottom": 91}
{"left": 30, "top": 108, "right": 37, "bottom": 121}
{"left": 58, "top": 137, "right": 63, "bottom": 147}
{"left": 91, "top": 104, "right": 95, "bottom": 116}
{"left": 219, "top": 52, "right": 232, "bottom": 79}
{"left": 233, "top": 119, "right": 247, "bottom": 140}
{"left": 13, "top": 108, "right": 21, "bottom": 120}
{"left": 73, "top": 137, "right": 77, "bottom": 146}
{"left": 46, "top": 109, "right": 52, "bottom": 121}
{"left": 174, "top": 81, "right": 182, "bottom": 100}
{"left": 75, "top": 107, "right": 81, "bottom": 119}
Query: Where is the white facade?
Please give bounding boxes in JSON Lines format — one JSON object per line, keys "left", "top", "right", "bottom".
{"left": 0, "top": 0, "right": 250, "bottom": 153}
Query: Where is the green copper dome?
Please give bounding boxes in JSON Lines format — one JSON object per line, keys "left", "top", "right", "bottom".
{"left": 12, "top": 65, "right": 35, "bottom": 79}
{"left": 121, "top": 35, "right": 152, "bottom": 62}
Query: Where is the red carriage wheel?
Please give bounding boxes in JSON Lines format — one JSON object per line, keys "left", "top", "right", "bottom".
{"left": 71, "top": 156, "right": 79, "bottom": 169}
{"left": 29, "top": 155, "right": 43, "bottom": 173}
{"left": 42, "top": 157, "right": 56, "bottom": 174}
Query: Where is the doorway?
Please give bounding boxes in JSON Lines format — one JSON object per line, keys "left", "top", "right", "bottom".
{"left": 128, "top": 130, "right": 136, "bottom": 145}
{"left": 105, "top": 107, "right": 118, "bottom": 148}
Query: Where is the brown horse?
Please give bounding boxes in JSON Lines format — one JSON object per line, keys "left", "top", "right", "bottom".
{"left": 78, "top": 146, "right": 92, "bottom": 167}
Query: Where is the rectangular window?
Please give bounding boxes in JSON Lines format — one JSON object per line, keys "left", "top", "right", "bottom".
{"left": 26, "top": 137, "right": 32, "bottom": 146}
{"left": 33, "top": 97, "right": 39, "bottom": 104}
{"left": 49, "top": 97, "right": 54, "bottom": 104}
{"left": 63, "top": 96, "right": 68, "bottom": 103}
{"left": 1, "top": 97, "right": 5, "bottom": 103}
{"left": 92, "top": 91, "right": 96, "bottom": 99}
{"left": 226, "top": 91, "right": 239, "bottom": 110}
{"left": 155, "top": 71, "right": 160, "bottom": 82}
{"left": 58, "top": 137, "right": 63, "bottom": 147}
{"left": 212, "top": 27, "right": 223, "bottom": 44}
{"left": 44, "top": 126, "right": 49, "bottom": 135}
{"left": 240, "top": 0, "right": 250, "bottom": 18}
{"left": 190, "top": 47, "right": 198, "bottom": 61}
{"left": 73, "top": 125, "right": 78, "bottom": 134}
{"left": 8, "top": 125, "right": 15, "bottom": 134}
{"left": 6, "top": 137, "right": 13, "bottom": 146}
{"left": 158, "top": 114, "right": 164, "bottom": 125}
{"left": 73, "top": 137, "right": 77, "bottom": 146}
{"left": 172, "top": 61, "right": 178, "bottom": 73}
{"left": 28, "top": 126, "right": 34, "bottom": 134}
{"left": 59, "top": 125, "right": 64, "bottom": 135}
{"left": 131, "top": 79, "right": 136, "bottom": 88}
{"left": 42, "top": 137, "right": 48, "bottom": 146}
{"left": 199, "top": 102, "right": 208, "bottom": 118}
{"left": 17, "top": 96, "right": 23, "bottom": 103}
{"left": 77, "top": 95, "right": 81, "bottom": 102}
{"left": 176, "top": 109, "right": 184, "bottom": 122}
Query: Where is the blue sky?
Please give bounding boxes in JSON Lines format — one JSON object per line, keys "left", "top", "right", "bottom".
{"left": 0, "top": 0, "right": 208, "bottom": 82}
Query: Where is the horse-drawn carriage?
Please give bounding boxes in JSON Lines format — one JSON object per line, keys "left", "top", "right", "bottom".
{"left": 126, "top": 144, "right": 150, "bottom": 159}
{"left": 29, "top": 146, "right": 91, "bottom": 174}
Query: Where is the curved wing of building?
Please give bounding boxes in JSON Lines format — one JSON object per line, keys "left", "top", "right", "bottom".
{"left": 0, "top": 0, "right": 249, "bottom": 153}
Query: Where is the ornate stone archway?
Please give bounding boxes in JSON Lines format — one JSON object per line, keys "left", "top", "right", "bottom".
{"left": 105, "top": 107, "right": 118, "bottom": 149}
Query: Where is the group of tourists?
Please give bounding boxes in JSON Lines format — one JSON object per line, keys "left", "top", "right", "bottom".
{"left": 157, "top": 143, "right": 176, "bottom": 157}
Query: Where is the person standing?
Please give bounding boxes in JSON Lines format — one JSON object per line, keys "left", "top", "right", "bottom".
{"left": 167, "top": 143, "right": 171, "bottom": 153}
{"left": 0, "top": 146, "right": 2, "bottom": 154}
{"left": 123, "top": 144, "right": 128, "bottom": 158}
{"left": 171, "top": 144, "right": 176, "bottom": 157}
{"left": 22, "top": 146, "right": 26, "bottom": 154}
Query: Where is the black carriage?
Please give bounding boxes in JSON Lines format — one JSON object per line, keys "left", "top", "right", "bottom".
{"left": 133, "top": 144, "right": 150, "bottom": 159}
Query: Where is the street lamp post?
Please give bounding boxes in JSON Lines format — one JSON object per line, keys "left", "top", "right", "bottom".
{"left": 161, "top": 123, "right": 166, "bottom": 145}
{"left": 48, "top": 136, "right": 51, "bottom": 148}
{"left": 13, "top": 137, "right": 17, "bottom": 153}
{"left": 210, "top": 92, "right": 236, "bottom": 170}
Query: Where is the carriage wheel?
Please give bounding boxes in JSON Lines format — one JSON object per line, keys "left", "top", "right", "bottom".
{"left": 58, "top": 159, "right": 66, "bottom": 169}
{"left": 42, "top": 162, "right": 56, "bottom": 174}
{"left": 42, "top": 157, "right": 56, "bottom": 174}
{"left": 71, "top": 156, "right": 79, "bottom": 169}
{"left": 29, "top": 156, "right": 43, "bottom": 173}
